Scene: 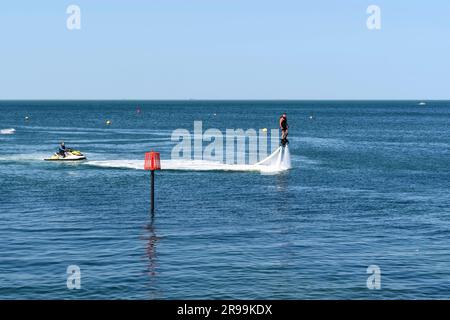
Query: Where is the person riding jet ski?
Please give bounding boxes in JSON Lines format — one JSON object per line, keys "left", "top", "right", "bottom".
{"left": 44, "top": 142, "right": 86, "bottom": 161}
{"left": 58, "top": 142, "right": 66, "bottom": 158}
{"left": 279, "top": 113, "right": 289, "bottom": 146}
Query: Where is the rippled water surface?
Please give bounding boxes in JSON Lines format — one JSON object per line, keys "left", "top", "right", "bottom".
{"left": 0, "top": 101, "right": 449, "bottom": 299}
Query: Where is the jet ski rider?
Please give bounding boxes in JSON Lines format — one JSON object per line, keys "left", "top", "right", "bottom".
{"left": 58, "top": 142, "right": 66, "bottom": 158}
{"left": 279, "top": 113, "right": 289, "bottom": 146}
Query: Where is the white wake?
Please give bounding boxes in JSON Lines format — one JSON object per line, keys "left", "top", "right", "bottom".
{"left": 86, "top": 146, "right": 292, "bottom": 174}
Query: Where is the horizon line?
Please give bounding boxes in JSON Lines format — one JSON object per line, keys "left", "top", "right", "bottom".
{"left": 0, "top": 99, "right": 446, "bottom": 102}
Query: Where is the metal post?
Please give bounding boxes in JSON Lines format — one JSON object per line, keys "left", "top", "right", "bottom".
{"left": 151, "top": 170, "right": 155, "bottom": 213}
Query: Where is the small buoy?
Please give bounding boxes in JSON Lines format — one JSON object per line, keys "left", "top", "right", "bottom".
{"left": 213, "top": 113, "right": 217, "bottom": 116}
{"left": 25, "top": 116, "right": 29, "bottom": 121}
{"left": 106, "top": 120, "right": 112, "bottom": 125}
{"left": 262, "top": 128, "right": 268, "bottom": 132}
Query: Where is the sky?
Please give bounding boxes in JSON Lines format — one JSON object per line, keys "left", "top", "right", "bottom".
{"left": 0, "top": 0, "right": 449, "bottom": 100}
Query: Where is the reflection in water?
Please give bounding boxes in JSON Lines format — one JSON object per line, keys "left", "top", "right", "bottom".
{"left": 275, "top": 171, "right": 292, "bottom": 215}
{"left": 142, "top": 214, "right": 161, "bottom": 278}
{"left": 276, "top": 172, "right": 289, "bottom": 193}
{"left": 140, "top": 213, "right": 164, "bottom": 299}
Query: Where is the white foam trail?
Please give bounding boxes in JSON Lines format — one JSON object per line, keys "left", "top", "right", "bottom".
{"left": 283, "top": 146, "right": 292, "bottom": 169}
{"left": 0, "top": 153, "right": 50, "bottom": 161}
{"left": 276, "top": 148, "right": 283, "bottom": 167}
{"left": 0, "top": 128, "right": 16, "bottom": 135}
{"left": 86, "top": 159, "right": 260, "bottom": 172}
{"left": 86, "top": 146, "right": 292, "bottom": 174}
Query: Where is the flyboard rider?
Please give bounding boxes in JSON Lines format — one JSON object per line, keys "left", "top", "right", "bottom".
{"left": 279, "top": 113, "right": 289, "bottom": 146}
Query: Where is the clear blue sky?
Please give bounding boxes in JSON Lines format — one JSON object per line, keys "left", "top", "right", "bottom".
{"left": 0, "top": 0, "right": 449, "bottom": 99}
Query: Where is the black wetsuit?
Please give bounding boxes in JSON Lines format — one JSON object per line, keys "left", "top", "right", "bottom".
{"left": 58, "top": 145, "right": 66, "bottom": 157}
{"left": 280, "top": 117, "right": 289, "bottom": 146}
{"left": 280, "top": 118, "right": 288, "bottom": 130}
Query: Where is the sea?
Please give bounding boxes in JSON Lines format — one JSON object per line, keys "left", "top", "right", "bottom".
{"left": 0, "top": 100, "right": 449, "bottom": 299}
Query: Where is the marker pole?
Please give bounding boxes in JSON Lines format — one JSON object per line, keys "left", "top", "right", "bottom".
{"left": 144, "top": 151, "right": 160, "bottom": 214}
{"left": 151, "top": 170, "right": 155, "bottom": 214}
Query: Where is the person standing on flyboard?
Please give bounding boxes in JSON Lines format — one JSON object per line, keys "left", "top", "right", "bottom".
{"left": 279, "top": 113, "right": 289, "bottom": 146}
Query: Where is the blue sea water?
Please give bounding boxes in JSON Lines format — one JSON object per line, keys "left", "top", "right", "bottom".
{"left": 0, "top": 100, "right": 449, "bottom": 299}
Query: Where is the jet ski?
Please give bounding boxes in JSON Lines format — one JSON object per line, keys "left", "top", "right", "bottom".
{"left": 44, "top": 149, "right": 87, "bottom": 161}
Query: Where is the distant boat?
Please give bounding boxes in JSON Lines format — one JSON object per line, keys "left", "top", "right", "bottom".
{"left": 418, "top": 102, "right": 427, "bottom": 106}
{"left": 0, "top": 128, "right": 15, "bottom": 135}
